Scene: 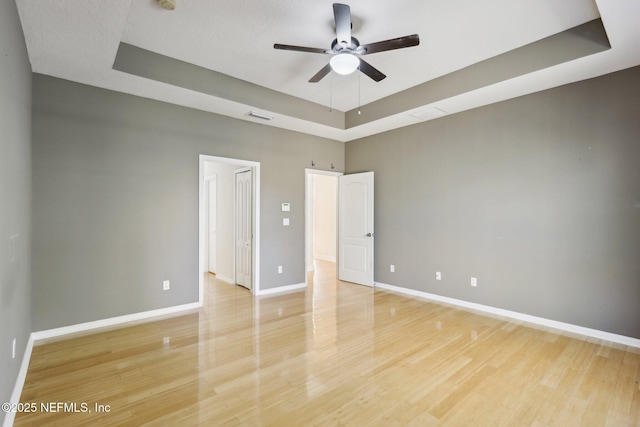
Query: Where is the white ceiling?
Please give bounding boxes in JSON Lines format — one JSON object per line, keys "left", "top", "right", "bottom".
{"left": 15, "top": 0, "right": 640, "bottom": 142}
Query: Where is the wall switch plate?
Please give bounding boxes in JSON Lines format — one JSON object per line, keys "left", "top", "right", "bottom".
{"left": 471, "top": 277, "right": 477, "bottom": 287}
{"left": 390, "top": 264, "right": 395, "bottom": 272}
{"left": 163, "top": 280, "right": 170, "bottom": 290}
{"left": 436, "top": 271, "right": 441, "bottom": 280}
{"left": 278, "top": 266, "right": 283, "bottom": 274}
{"left": 283, "top": 218, "right": 290, "bottom": 226}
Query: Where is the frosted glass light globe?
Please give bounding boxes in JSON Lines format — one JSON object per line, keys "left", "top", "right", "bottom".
{"left": 330, "top": 53, "right": 359, "bottom": 75}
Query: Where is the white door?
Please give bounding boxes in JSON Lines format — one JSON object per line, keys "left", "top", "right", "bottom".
{"left": 235, "top": 169, "right": 252, "bottom": 290}
{"left": 339, "top": 172, "right": 374, "bottom": 286}
{"left": 208, "top": 176, "right": 217, "bottom": 273}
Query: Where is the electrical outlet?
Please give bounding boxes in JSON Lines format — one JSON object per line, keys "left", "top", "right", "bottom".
{"left": 278, "top": 266, "right": 283, "bottom": 274}
{"left": 12, "top": 338, "right": 16, "bottom": 359}
{"left": 471, "top": 277, "right": 477, "bottom": 287}
{"left": 390, "top": 264, "right": 395, "bottom": 272}
{"left": 436, "top": 271, "right": 441, "bottom": 280}
{"left": 163, "top": 280, "right": 170, "bottom": 290}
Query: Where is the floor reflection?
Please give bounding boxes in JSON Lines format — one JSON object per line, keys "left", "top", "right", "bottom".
{"left": 16, "top": 260, "right": 640, "bottom": 426}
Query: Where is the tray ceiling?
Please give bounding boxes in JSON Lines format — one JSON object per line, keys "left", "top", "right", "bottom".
{"left": 15, "top": 0, "right": 640, "bottom": 141}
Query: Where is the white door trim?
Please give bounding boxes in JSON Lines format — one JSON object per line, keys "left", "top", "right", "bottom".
{"left": 199, "top": 155, "right": 261, "bottom": 302}
{"left": 305, "top": 168, "right": 342, "bottom": 286}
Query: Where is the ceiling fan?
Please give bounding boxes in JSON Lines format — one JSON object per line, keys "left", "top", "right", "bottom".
{"left": 274, "top": 3, "right": 419, "bottom": 83}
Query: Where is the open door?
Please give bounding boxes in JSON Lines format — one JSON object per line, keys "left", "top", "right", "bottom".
{"left": 338, "top": 172, "right": 374, "bottom": 286}
{"left": 208, "top": 176, "right": 217, "bottom": 274}
{"left": 235, "top": 168, "right": 253, "bottom": 290}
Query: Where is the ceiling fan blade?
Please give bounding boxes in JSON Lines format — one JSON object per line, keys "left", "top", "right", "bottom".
{"left": 358, "top": 59, "right": 386, "bottom": 82}
{"left": 309, "top": 63, "right": 333, "bottom": 83}
{"left": 274, "top": 44, "right": 332, "bottom": 54}
{"left": 358, "top": 34, "right": 420, "bottom": 55}
{"left": 333, "top": 3, "right": 352, "bottom": 47}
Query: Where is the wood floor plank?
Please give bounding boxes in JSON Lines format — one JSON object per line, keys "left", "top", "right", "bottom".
{"left": 14, "top": 261, "right": 640, "bottom": 426}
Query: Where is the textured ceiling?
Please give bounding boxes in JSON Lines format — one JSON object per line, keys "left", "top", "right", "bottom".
{"left": 14, "top": 0, "right": 640, "bottom": 142}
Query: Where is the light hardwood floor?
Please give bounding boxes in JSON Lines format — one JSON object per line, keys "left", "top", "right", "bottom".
{"left": 15, "top": 261, "right": 640, "bottom": 426}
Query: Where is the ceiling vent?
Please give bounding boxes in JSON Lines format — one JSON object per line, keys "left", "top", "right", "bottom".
{"left": 246, "top": 111, "right": 274, "bottom": 121}
{"left": 409, "top": 106, "right": 448, "bottom": 121}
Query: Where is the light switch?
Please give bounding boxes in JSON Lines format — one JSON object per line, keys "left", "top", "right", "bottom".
{"left": 283, "top": 218, "right": 290, "bottom": 226}
{"left": 281, "top": 203, "right": 290, "bottom": 212}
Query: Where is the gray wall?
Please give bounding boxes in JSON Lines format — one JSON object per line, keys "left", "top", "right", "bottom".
{"left": 346, "top": 66, "right": 640, "bottom": 339}
{"left": 32, "top": 75, "right": 344, "bottom": 331}
{"left": 0, "top": 0, "right": 32, "bottom": 422}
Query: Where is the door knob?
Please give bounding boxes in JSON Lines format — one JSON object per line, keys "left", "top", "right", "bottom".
{"left": 366, "top": 233, "right": 374, "bottom": 237}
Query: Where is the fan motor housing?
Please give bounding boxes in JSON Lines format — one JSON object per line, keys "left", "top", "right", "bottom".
{"left": 332, "top": 37, "right": 360, "bottom": 52}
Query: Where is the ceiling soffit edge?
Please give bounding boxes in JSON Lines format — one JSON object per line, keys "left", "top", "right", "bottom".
{"left": 112, "top": 19, "right": 609, "bottom": 132}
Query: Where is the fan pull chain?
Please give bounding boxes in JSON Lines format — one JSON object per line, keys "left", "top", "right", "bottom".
{"left": 358, "top": 65, "right": 362, "bottom": 115}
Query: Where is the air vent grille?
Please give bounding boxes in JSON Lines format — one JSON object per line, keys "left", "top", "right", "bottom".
{"left": 409, "top": 106, "right": 447, "bottom": 121}
{"left": 246, "top": 111, "right": 274, "bottom": 121}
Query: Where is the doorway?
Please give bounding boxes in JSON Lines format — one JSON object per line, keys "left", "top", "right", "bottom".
{"left": 305, "top": 169, "right": 341, "bottom": 286}
{"left": 199, "top": 155, "right": 261, "bottom": 303}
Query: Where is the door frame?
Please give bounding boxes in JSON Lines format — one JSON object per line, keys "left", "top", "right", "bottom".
{"left": 199, "top": 155, "right": 261, "bottom": 303}
{"left": 305, "top": 168, "right": 342, "bottom": 286}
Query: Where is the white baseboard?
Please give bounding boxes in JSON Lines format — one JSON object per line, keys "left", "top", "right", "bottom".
{"left": 3, "top": 335, "right": 35, "bottom": 427}
{"left": 31, "top": 302, "right": 201, "bottom": 342}
{"left": 215, "top": 275, "right": 234, "bottom": 284}
{"left": 315, "top": 255, "right": 336, "bottom": 263}
{"left": 374, "top": 282, "right": 640, "bottom": 348}
{"left": 257, "top": 283, "right": 307, "bottom": 296}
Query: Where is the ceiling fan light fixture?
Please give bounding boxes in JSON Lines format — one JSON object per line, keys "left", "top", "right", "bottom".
{"left": 330, "top": 53, "right": 359, "bottom": 75}
{"left": 274, "top": 4, "right": 418, "bottom": 82}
